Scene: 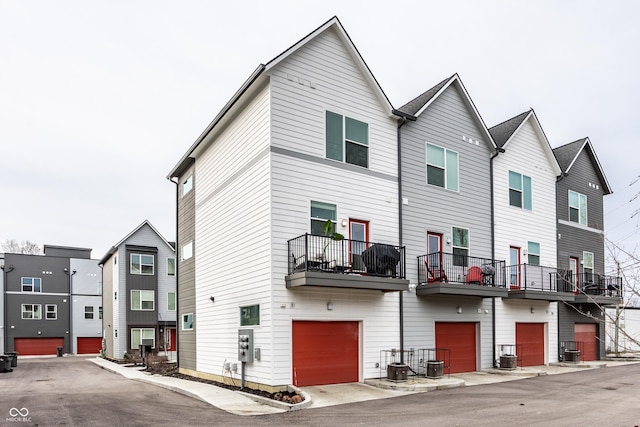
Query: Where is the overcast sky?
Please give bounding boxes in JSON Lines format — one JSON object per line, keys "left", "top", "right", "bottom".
{"left": 1, "top": 1, "right": 639, "bottom": 270}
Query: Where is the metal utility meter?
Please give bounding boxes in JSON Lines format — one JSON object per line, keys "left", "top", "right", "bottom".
{"left": 238, "top": 329, "right": 254, "bottom": 363}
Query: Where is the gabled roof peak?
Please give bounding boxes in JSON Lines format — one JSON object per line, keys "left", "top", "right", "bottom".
{"left": 488, "top": 109, "right": 532, "bottom": 148}
{"left": 553, "top": 137, "right": 612, "bottom": 194}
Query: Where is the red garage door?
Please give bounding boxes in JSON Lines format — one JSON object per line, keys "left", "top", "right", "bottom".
{"left": 574, "top": 323, "right": 597, "bottom": 361}
{"left": 516, "top": 323, "right": 545, "bottom": 366}
{"left": 77, "top": 337, "right": 103, "bottom": 354}
{"left": 435, "top": 322, "right": 477, "bottom": 373}
{"left": 14, "top": 338, "right": 64, "bottom": 356}
{"left": 292, "top": 321, "right": 359, "bottom": 387}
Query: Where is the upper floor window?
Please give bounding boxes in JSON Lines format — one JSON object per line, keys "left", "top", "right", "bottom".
{"left": 181, "top": 242, "right": 193, "bottom": 261}
{"left": 167, "top": 258, "right": 176, "bottom": 276}
{"left": 569, "top": 190, "right": 587, "bottom": 225}
{"left": 22, "top": 304, "right": 42, "bottom": 320}
{"left": 85, "top": 306, "right": 94, "bottom": 319}
{"left": 426, "top": 144, "right": 459, "bottom": 191}
{"left": 182, "top": 175, "right": 193, "bottom": 196}
{"left": 99, "top": 306, "right": 103, "bottom": 320}
{"left": 509, "top": 171, "right": 532, "bottom": 210}
{"left": 311, "top": 201, "right": 337, "bottom": 235}
{"left": 527, "top": 241, "right": 540, "bottom": 266}
{"left": 130, "top": 253, "right": 154, "bottom": 275}
{"left": 131, "top": 290, "right": 155, "bottom": 311}
{"left": 452, "top": 226, "right": 469, "bottom": 267}
{"left": 168, "top": 292, "right": 176, "bottom": 311}
{"left": 22, "top": 277, "right": 42, "bottom": 293}
{"left": 326, "top": 111, "right": 369, "bottom": 168}
{"left": 182, "top": 313, "right": 194, "bottom": 330}
{"left": 583, "top": 251, "right": 594, "bottom": 279}
{"left": 45, "top": 304, "right": 57, "bottom": 320}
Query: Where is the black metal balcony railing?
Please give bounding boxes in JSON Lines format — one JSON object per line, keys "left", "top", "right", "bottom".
{"left": 557, "top": 271, "right": 623, "bottom": 298}
{"left": 418, "top": 252, "right": 506, "bottom": 287}
{"left": 507, "top": 264, "right": 566, "bottom": 292}
{"left": 288, "top": 234, "right": 406, "bottom": 279}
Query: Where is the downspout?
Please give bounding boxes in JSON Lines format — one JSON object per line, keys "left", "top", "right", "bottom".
{"left": 394, "top": 110, "right": 416, "bottom": 363}
{"left": 169, "top": 176, "right": 179, "bottom": 367}
{"left": 397, "top": 116, "right": 407, "bottom": 364}
{"left": 1, "top": 264, "right": 14, "bottom": 353}
{"left": 555, "top": 172, "right": 567, "bottom": 359}
{"left": 490, "top": 148, "right": 504, "bottom": 367}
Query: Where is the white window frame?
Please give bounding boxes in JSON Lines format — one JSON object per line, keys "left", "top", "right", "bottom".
{"left": 325, "top": 111, "right": 369, "bottom": 168}
{"left": 99, "top": 306, "right": 103, "bottom": 320}
{"left": 310, "top": 201, "right": 337, "bottom": 235}
{"left": 568, "top": 190, "right": 588, "bottom": 225}
{"left": 131, "top": 290, "right": 155, "bottom": 311}
{"left": 168, "top": 292, "right": 176, "bottom": 311}
{"left": 451, "top": 226, "right": 469, "bottom": 267}
{"left": 527, "top": 241, "right": 540, "bottom": 266}
{"left": 45, "top": 304, "right": 57, "bottom": 320}
{"left": 181, "top": 242, "right": 193, "bottom": 261}
{"left": 426, "top": 143, "right": 459, "bottom": 191}
{"left": 22, "top": 304, "right": 42, "bottom": 320}
{"left": 583, "top": 251, "right": 594, "bottom": 278}
{"left": 167, "top": 258, "right": 176, "bottom": 276}
{"left": 130, "top": 253, "right": 154, "bottom": 275}
{"left": 182, "top": 174, "right": 193, "bottom": 196}
{"left": 182, "top": 313, "right": 194, "bottom": 330}
{"left": 85, "top": 306, "right": 94, "bottom": 319}
{"left": 508, "top": 170, "right": 532, "bottom": 210}
{"left": 130, "top": 328, "right": 155, "bottom": 349}
{"left": 21, "top": 277, "right": 42, "bottom": 293}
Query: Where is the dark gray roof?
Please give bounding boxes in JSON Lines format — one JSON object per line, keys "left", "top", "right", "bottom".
{"left": 488, "top": 110, "right": 531, "bottom": 148}
{"left": 553, "top": 138, "right": 586, "bottom": 173}
{"left": 396, "top": 76, "right": 453, "bottom": 116}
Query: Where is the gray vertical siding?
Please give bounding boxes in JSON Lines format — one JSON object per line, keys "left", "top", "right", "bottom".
{"left": 102, "top": 255, "right": 115, "bottom": 357}
{"left": 177, "top": 162, "right": 196, "bottom": 370}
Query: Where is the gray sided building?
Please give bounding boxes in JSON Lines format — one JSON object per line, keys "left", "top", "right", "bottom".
{"left": 554, "top": 138, "right": 620, "bottom": 361}
{"left": 2, "top": 245, "right": 94, "bottom": 356}
{"left": 100, "top": 220, "right": 176, "bottom": 360}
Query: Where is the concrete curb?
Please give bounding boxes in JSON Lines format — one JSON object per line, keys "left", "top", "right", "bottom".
{"left": 364, "top": 377, "right": 465, "bottom": 391}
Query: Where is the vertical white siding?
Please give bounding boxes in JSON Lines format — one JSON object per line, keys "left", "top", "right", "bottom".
{"left": 193, "top": 83, "right": 272, "bottom": 382}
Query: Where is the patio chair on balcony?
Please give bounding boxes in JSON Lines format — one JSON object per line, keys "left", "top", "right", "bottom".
{"left": 466, "top": 266, "right": 483, "bottom": 285}
{"left": 425, "top": 259, "right": 448, "bottom": 283}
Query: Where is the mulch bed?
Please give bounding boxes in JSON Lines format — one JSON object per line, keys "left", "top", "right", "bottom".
{"left": 144, "top": 360, "right": 304, "bottom": 404}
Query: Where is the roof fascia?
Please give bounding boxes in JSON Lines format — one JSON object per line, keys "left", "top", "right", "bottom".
{"left": 100, "top": 220, "right": 174, "bottom": 264}
{"left": 167, "top": 65, "right": 266, "bottom": 179}
{"left": 526, "top": 111, "right": 563, "bottom": 176}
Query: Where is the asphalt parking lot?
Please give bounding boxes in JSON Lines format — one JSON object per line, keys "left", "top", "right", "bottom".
{"left": 1, "top": 356, "right": 640, "bottom": 426}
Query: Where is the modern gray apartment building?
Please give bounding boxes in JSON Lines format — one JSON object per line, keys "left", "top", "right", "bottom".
{"left": 1, "top": 245, "right": 102, "bottom": 356}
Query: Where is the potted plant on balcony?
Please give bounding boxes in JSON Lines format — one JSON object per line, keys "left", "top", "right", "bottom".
{"left": 320, "top": 220, "right": 344, "bottom": 264}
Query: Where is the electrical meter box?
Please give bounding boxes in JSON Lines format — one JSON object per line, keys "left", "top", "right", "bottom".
{"left": 238, "top": 329, "right": 254, "bottom": 363}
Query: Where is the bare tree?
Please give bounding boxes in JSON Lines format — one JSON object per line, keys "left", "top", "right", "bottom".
{"left": 1, "top": 238, "right": 41, "bottom": 254}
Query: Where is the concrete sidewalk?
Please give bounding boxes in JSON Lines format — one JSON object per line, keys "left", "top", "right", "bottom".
{"left": 89, "top": 357, "right": 639, "bottom": 416}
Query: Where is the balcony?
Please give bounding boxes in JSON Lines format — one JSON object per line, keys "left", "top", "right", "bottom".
{"left": 562, "top": 272, "right": 623, "bottom": 304}
{"left": 506, "top": 264, "right": 576, "bottom": 301}
{"left": 415, "top": 252, "right": 508, "bottom": 298}
{"left": 285, "top": 234, "right": 409, "bottom": 292}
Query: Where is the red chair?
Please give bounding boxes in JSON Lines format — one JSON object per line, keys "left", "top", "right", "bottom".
{"left": 425, "top": 259, "right": 448, "bottom": 283}
{"left": 466, "top": 266, "right": 482, "bottom": 285}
